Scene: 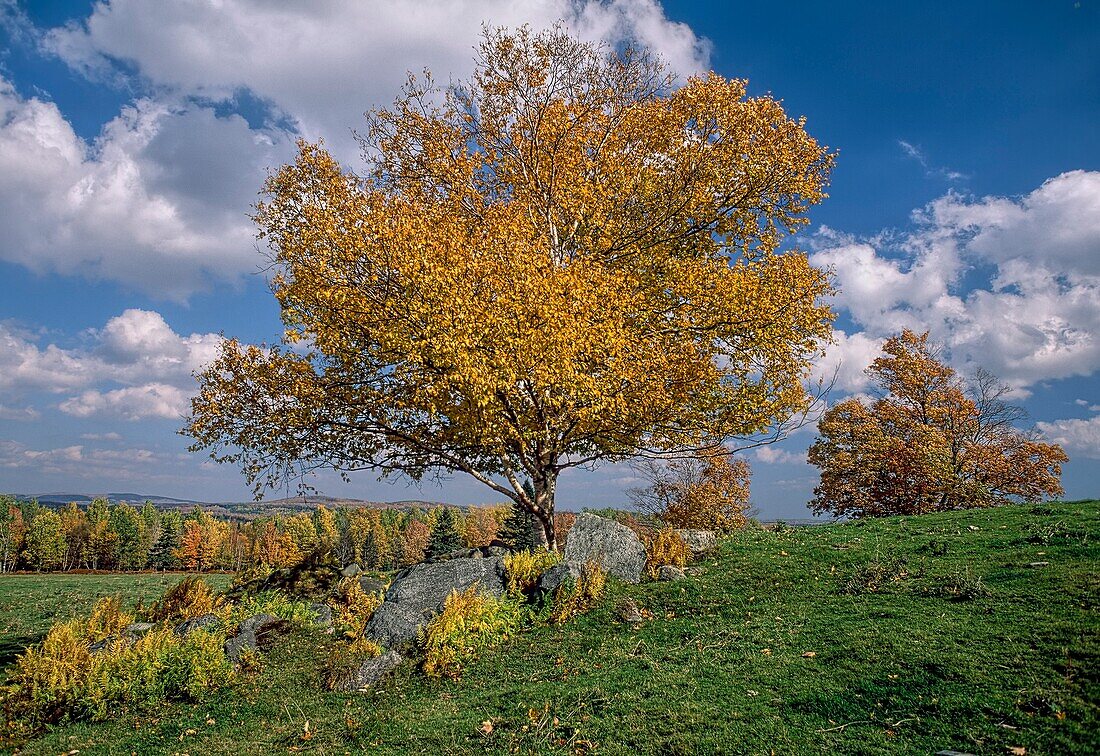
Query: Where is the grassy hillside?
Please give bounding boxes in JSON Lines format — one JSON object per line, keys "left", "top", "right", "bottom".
{"left": 10, "top": 501, "right": 1099, "bottom": 755}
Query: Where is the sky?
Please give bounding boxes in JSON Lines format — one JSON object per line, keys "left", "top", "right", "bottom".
{"left": 0, "top": 0, "right": 1097, "bottom": 518}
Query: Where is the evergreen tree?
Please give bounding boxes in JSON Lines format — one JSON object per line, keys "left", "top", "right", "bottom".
{"left": 359, "top": 529, "right": 379, "bottom": 569}
{"left": 426, "top": 507, "right": 463, "bottom": 560}
{"left": 500, "top": 503, "right": 539, "bottom": 551}
{"left": 149, "top": 511, "right": 181, "bottom": 570}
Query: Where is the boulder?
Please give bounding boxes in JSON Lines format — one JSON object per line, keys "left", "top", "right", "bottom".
{"left": 684, "top": 566, "right": 705, "bottom": 577}
{"left": 357, "top": 575, "right": 389, "bottom": 595}
{"left": 124, "top": 622, "right": 155, "bottom": 635}
{"left": 174, "top": 613, "right": 221, "bottom": 637}
{"left": 336, "top": 648, "right": 404, "bottom": 691}
{"left": 309, "top": 603, "right": 334, "bottom": 630}
{"left": 675, "top": 529, "right": 717, "bottom": 558}
{"left": 563, "top": 514, "right": 646, "bottom": 583}
{"left": 615, "top": 598, "right": 645, "bottom": 623}
{"left": 656, "top": 565, "right": 686, "bottom": 581}
{"left": 363, "top": 556, "right": 506, "bottom": 648}
{"left": 536, "top": 561, "right": 583, "bottom": 596}
{"left": 224, "top": 613, "right": 289, "bottom": 662}
{"left": 341, "top": 563, "right": 363, "bottom": 577}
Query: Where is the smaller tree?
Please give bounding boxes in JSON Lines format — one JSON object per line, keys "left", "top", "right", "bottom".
{"left": 499, "top": 503, "right": 539, "bottom": 551}
{"left": 629, "top": 449, "right": 752, "bottom": 532}
{"left": 426, "top": 507, "right": 464, "bottom": 560}
{"left": 808, "top": 330, "right": 1068, "bottom": 517}
{"left": 149, "top": 511, "right": 182, "bottom": 570}
{"left": 23, "top": 511, "right": 66, "bottom": 571}
{"left": 0, "top": 501, "right": 26, "bottom": 573}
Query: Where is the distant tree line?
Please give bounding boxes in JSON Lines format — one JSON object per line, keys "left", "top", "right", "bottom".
{"left": 0, "top": 495, "right": 548, "bottom": 573}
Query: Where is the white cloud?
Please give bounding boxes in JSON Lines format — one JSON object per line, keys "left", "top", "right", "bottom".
{"left": 0, "top": 404, "right": 40, "bottom": 421}
{"left": 812, "top": 329, "right": 884, "bottom": 394}
{"left": 0, "top": 78, "right": 292, "bottom": 298}
{"left": 1036, "top": 415, "right": 1100, "bottom": 460}
{"left": 0, "top": 439, "right": 163, "bottom": 479}
{"left": 812, "top": 171, "right": 1100, "bottom": 392}
{"left": 59, "top": 383, "right": 190, "bottom": 421}
{"left": 0, "top": 309, "right": 221, "bottom": 420}
{"left": 754, "top": 446, "right": 803, "bottom": 465}
{"left": 45, "top": 0, "right": 710, "bottom": 158}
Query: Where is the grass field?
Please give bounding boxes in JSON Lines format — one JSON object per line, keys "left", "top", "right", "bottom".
{"left": 0, "top": 572, "right": 232, "bottom": 672}
{"left": 5, "top": 501, "right": 1098, "bottom": 755}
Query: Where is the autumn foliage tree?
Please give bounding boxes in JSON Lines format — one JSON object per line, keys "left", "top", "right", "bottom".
{"left": 808, "top": 331, "right": 1068, "bottom": 518}
{"left": 186, "top": 26, "right": 835, "bottom": 548}
{"left": 629, "top": 449, "right": 752, "bottom": 532}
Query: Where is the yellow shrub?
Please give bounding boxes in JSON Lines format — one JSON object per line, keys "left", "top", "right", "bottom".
{"left": 419, "top": 585, "right": 523, "bottom": 679}
{"left": 2, "top": 617, "right": 232, "bottom": 735}
{"left": 645, "top": 529, "right": 690, "bottom": 578}
{"left": 146, "top": 576, "right": 226, "bottom": 622}
{"left": 323, "top": 636, "right": 383, "bottom": 691}
{"left": 85, "top": 596, "right": 134, "bottom": 643}
{"left": 332, "top": 577, "right": 384, "bottom": 641}
{"left": 548, "top": 561, "right": 606, "bottom": 625}
{"left": 503, "top": 548, "right": 561, "bottom": 594}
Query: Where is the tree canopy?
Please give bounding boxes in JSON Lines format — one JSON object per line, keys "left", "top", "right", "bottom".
{"left": 808, "top": 330, "right": 1068, "bottom": 517}
{"left": 185, "top": 26, "right": 836, "bottom": 547}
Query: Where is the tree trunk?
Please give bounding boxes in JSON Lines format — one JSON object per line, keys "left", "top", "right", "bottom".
{"left": 531, "top": 464, "right": 558, "bottom": 551}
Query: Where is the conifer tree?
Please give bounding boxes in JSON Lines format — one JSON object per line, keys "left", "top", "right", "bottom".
{"left": 426, "top": 507, "right": 463, "bottom": 559}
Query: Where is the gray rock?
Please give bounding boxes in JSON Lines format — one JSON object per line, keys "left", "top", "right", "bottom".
{"left": 363, "top": 556, "right": 506, "bottom": 648}
{"left": 434, "top": 548, "right": 483, "bottom": 562}
{"left": 124, "top": 622, "right": 155, "bottom": 635}
{"left": 485, "top": 545, "right": 509, "bottom": 558}
{"left": 337, "top": 648, "right": 404, "bottom": 691}
{"left": 357, "top": 576, "right": 388, "bottom": 594}
{"left": 309, "top": 603, "right": 334, "bottom": 629}
{"left": 675, "top": 529, "right": 717, "bottom": 558}
{"left": 684, "top": 566, "right": 704, "bottom": 577}
{"left": 615, "top": 598, "right": 644, "bottom": 623}
{"left": 174, "top": 613, "right": 221, "bottom": 637}
{"left": 88, "top": 635, "right": 132, "bottom": 654}
{"left": 536, "top": 561, "right": 583, "bottom": 596}
{"left": 563, "top": 514, "right": 646, "bottom": 584}
{"left": 224, "top": 613, "right": 288, "bottom": 662}
{"left": 656, "top": 565, "right": 686, "bottom": 581}
{"left": 341, "top": 563, "right": 363, "bottom": 577}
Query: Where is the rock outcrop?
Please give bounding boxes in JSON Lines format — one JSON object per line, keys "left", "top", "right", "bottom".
{"left": 363, "top": 556, "right": 507, "bottom": 648}
{"left": 562, "top": 514, "right": 646, "bottom": 583}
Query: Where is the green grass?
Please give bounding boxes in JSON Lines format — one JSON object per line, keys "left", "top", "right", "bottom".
{"left": 0, "top": 572, "right": 231, "bottom": 672}
{"left": 9, "top": 501, "right": 1100, "bottom": 755}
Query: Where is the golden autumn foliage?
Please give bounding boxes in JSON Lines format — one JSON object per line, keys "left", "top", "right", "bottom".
{"left": 186, "top": 26, "right": 834, "bottom": 549}
{"left": 808, "top": 331, "right": 1068, "bottom": 517}
{"left": 631, "top": 450, "right": 752, "bottom": 532}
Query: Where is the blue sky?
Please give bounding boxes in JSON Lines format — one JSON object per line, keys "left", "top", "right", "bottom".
{"left": 0, "top": 0, "right": 1096, "bottom": 517}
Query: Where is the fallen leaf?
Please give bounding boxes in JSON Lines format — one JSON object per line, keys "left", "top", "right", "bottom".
{"left": 761, "top": 648, "right": 772, "bottom": 656}
{"left": 479, "top": 720, "right": 493, "bottom": 735}
{"left": 801, "top": 651, "right": 816, "bottom": 658}
{"left": 1007, "top": 747, "right": 1026, "bottom": 755}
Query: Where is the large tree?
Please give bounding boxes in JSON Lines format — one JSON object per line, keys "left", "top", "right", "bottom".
{"left": 808, "top": 330, "right": 1068, "bottom": 517}
{"left": 186, "top": 26, "right": 835, "bottom": 548}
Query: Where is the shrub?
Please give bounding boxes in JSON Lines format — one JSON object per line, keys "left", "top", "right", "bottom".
{"left": 85, "top": 596, "right": 134, "bottom": 643}
{"left": 419, "top": 585, "right": 523, "bottom": 679}
{"left": 323, "top": 636, "right": 384, "bottom": 691}
{"left": 229, "top": 590, "right": 315, "bottom": 626}
{"left": 332, "top": 577, "right": 383, "bottom": 641}
{"left": 548, "top": 561, "right": 606, "bottom": 625}
{"left": 935, "top": 567, "right": 992, "bottom": 601}
{"left": 503, "top": 548, "right": 561, "bottom": 595}
{"left": 145, "top": 576, "right": 226, "bottom": 623}
{"left": 644, "top": 529, "right": 690, "bottom": 578}
{"left": 839, "top": 556, "right": 910, "bottom": 595}
{"left": 2, "top": 614, "right": 232, "bottom": 737}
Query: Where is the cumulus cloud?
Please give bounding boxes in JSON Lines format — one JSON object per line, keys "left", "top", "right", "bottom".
{"left": 45, "top": 0, "right": 710, "bottom": 155}
{"left": 2, "top": 2, "right": 710, "bottom": 298}
{"left": 0, "top": 309, "right": 221, "bottom": 420}
{"left": 753, "top": 446, "right": 803, "bottom": 465}
{"left": 812, "top": 171, "right": 1100, "bottom": 392}
{"left": 0, "top": 79, "right": 291, "bottom": 298}
{"left": 59, "top": 383, "right": 190, "bottom": 421}
{"left": 1036, "top": 412, "right": 1100, "bottom": 460}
